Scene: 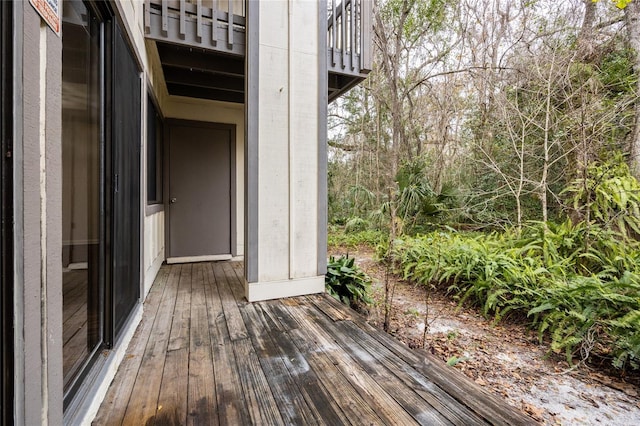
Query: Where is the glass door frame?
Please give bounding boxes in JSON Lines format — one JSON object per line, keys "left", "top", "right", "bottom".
{"left": 61, "top": 0, "right": 114, "bottom": 406}
{"left": 1, "top": 1, "right": 14, "bottom": 424}
{"left": 62, "top": 0, "right": 142, "bottom": 408}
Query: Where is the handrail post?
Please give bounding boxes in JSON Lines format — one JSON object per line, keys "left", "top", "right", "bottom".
{"left": 162, "top": 0, "right": 168, "bottom": 33}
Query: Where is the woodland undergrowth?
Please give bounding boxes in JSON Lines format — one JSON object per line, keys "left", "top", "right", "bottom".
{"left": 388, "top": 221, "right": 640, "bottom": 373}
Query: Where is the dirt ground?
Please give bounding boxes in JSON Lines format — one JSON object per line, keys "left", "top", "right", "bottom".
{"left": 331, "top": 247, "right": 640, "bottom": 425}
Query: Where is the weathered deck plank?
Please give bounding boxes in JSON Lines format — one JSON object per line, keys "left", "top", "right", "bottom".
{"left": 120, "top": 264, "right": 182, "bottom": 426}
{"left": 203, "top": 262, "right": 250, "bottom": 425}
{"left": 94, "top": 262, "right": 534, "bottom": 426}
{"left": 308, "top": 296, "right": 488, "bottom": 425}
{"left": 187, "top": 263, "right": 217, "bottom": 425}
{"left": 225, "top": 262, "right": 319, "bottom": 425}
{"left": 284, "top": 301, "right": 424, "bottom": 425}
{"left": 92, "top": 266, "right": 169, "bottom": 425}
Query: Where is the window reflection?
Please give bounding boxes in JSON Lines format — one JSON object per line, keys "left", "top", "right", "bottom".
{"left": 61, "top": 0, "right": 102, "bottom": 392}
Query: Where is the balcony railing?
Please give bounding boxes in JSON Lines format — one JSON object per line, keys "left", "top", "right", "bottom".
{"left": 144, "top": 0, "right": 372, "bottom": 102}
{"left": 144, "top": 0, "right": 246, "bottom": 56}
{"left": 328, "top": 0, "right": 373, "bottom": 77}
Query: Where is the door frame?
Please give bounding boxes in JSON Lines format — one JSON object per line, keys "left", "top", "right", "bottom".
{"left": 164, "top": 119, "right": 236, "bottom": 261}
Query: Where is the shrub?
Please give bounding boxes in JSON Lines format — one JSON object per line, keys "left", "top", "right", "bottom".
{"left": 328, "top": 228, "right": 387, "bottom": 250}
{"left": 390, "top": 222, "right": 640, "bottom": 371}
{"left": 325, "top": 255, "right": 373, "bottom": 309}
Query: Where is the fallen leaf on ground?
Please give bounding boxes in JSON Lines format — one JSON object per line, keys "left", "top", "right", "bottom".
{"left": 522, "top": 402, "right": 545, "bottom": 421}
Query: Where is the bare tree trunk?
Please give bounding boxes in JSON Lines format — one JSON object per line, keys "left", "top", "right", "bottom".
{"left": 577, "top": 0, "right": 596, "bottom": 61}
{"left": 625, "top": 1, "right": 640, "bottom": 177}
{"left": 540, "top": 54, "right": 557, "bottom": 225}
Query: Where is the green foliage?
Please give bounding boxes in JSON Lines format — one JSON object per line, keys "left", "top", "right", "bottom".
{"left": 344, "top": 216, "right": 371, "bottom": 233}
{"left": 393, "top": 158, "right": 460, "bottom": 233}
{"left": 563, "top": 154, "right": 640, "bottom": 238}
{"left": 599, "top": 48, "right": 637, "bottom": 97}
{"left": 328, "top": 227, "right": 387, "bottom": 250}
{"left": 390, "top": 222, "right": 640, "bottom": 371}
{"left": 325, "top": 256, "right": 373, "bottom": 308}
{"left": 380, "top": 0, "right": 449, "bottom": 42}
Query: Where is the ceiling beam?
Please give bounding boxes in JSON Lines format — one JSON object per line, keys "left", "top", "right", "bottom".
{"left": 163, "top": 66, "right": 244, "bottom": 93}
{"left": 157, "top": 42, "right": 244, "bottom": 77}
{"left": 166, "top": 83, "right": 244, "bottom": 104}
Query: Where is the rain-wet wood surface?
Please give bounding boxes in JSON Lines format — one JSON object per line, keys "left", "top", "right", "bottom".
{"left": 93, "top": 262, "right": 534, "bottom": 425}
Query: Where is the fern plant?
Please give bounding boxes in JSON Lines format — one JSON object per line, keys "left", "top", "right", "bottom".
{"left": 390, "top": 222, "right": 640, "bottom": 372}
{"left": 563, "top": 154, "right": 640, "bottom": 239}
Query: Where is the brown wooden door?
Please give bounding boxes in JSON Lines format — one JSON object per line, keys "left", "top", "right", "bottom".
{"left": 168, "top": 122, "right": 232, "bottom": 261}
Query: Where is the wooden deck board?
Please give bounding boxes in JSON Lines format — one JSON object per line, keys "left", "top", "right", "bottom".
{"left": 120, "top": 264, "right": 182, "bottom": 426}
{"left": 186, "top": 263, "right": 217, "bottom": 425}
{"left": 94, "top": 262, "right": 534, "bottom": 426}
{"left": 225, "top": 263, "right": 319, "bottom": 425}
{"left": 92, "top": 266, "right": 170, "bottom": 426}
{"left": 204, "top": 263, "right": 250, "bottom": 425}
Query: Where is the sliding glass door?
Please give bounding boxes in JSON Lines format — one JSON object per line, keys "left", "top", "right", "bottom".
{"left": 61, "top": 0, "right": 103, "bottom": 395}
{"left": 61, "top": 0, "right": 142, "bottom": 404}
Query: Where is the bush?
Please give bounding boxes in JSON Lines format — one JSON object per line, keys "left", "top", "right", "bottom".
{"left": 325, "top": 255, "right": 373, "bottom": 310}
{"left": 390, "top": 222, "right": 640, "bottom": 371}
{"left": 328, "top": 228, "right": 387, "bottom": 250}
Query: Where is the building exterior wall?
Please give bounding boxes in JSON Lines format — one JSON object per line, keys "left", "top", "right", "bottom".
{"left": 10, "top": 0, "right": 328, "bottom": 422}
{"left": 245, "top": 0, "right": 326, "bottom": 301}
{"left": 12, "top": 2, "right": 64, "bottom": 424}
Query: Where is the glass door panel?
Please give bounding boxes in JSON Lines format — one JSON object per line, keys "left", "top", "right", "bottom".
{"left": 61, "top": 0, "right": 103, "bottom": 393}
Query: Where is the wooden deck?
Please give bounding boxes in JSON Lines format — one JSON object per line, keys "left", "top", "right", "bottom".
{"left": 93, "top": 262, "right": 533, "bottom": 425}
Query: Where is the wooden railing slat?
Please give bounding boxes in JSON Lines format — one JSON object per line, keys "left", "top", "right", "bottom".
{"left": 351, "top": 0, "right": 356, "bottom": 70}
{"left": 332, "top": 0, "right": 337, "bottom": 67}
{"left": 196, "top": 0, "right": 202, "bottom": 39}
{"left": 341, "top": 0, "right": 347, "bottom": 69}
{"left": 162, "top": 0, "right": 168, "bottom": 32}
{"left": 227, "top": 0, "right": 233, "bottom": 46}
{"left": 212, "top": 0, "right": 217, "bottom": 44}
{"left": 145, "top": 0, "right": 151, "bottom": 33}
{"left": 180, "top": 0, "right": 185, "bottom": 36}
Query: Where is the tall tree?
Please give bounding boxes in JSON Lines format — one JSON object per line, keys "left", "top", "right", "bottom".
{"left": 625, "top": 0, "right": 640, "bottom": 175}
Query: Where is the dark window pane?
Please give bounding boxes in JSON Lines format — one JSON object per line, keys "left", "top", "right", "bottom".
{"left": 147, "top": 98, "right": 163, "bottom": 204}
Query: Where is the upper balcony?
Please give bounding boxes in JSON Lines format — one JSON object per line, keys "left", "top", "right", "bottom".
{"left": 328, "top": 0, "right": 373, "bottom": 102}
{"left": 144, "top": 0, "right": 372, "bottom": 103}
